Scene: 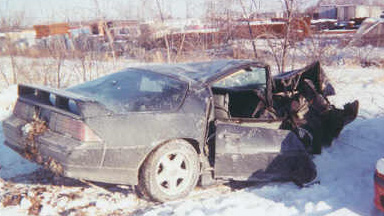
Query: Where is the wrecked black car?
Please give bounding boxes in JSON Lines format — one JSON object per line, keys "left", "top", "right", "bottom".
{"left": 2, "top": 60, "right": 358, "bottom": 202}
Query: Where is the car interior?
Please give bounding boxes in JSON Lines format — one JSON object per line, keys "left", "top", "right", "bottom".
{"left": 211, "top": 66, "right": 278, "bottom": 122}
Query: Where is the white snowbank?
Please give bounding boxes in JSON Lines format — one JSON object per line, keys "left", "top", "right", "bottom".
{"left": 326, "top": 66, "right": 384, "bottom": 119}
{"left": 0, "top": 85, "right": 38, "bottom": 179}
{"left": 0, "top": 85, "right": 17, "bottom": 120}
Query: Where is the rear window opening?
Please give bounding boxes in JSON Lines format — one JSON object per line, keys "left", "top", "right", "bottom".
{"left": 18, "top": 85, "right": 82, "bottom": 116}
{"left": 48, "top": 94, "right": 81, "bottom": 115}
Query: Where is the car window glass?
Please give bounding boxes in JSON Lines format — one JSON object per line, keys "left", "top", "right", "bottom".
{"left": 213, "top": 67, "right": 266, "bottom": 89}
{"left": 68, "top": 70, "right": 187, "bottom": 113}
{"left": 140, "top": 76, "right": 164, "bottom": 92}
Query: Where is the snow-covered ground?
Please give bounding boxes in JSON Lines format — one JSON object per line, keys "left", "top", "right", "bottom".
{"left": 0, "top": 86, "right": 39, "bottom": 179}
{"left": 1, "top": 65, "right": 384, "bottom": 215}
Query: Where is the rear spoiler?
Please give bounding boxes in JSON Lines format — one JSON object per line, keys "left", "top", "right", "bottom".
{"left": 18, "top": 84, "right": 94, "bottom": 117}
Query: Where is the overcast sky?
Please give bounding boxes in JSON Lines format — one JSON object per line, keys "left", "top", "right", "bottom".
{"left": 1, "top": 0, "right": 317, "bottom": 26}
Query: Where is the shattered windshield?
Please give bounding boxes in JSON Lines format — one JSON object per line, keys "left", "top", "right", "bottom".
{"left": 212, "top": 67, "right": 267, "bottom": 90}
{"left": 68, "top": 69, "right": 188, "bottom": 113}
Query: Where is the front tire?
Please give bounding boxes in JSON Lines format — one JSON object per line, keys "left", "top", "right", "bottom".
{"left": 138, "top": 140, "right": 200, "bottom": 202}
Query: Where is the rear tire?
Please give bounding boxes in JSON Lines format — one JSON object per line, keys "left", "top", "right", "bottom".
{"left": 138, "top": 140, "right": 200, "bottom": 202}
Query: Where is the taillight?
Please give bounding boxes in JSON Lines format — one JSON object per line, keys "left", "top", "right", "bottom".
{"left": 52, "top": 114, "right": 101, "bottom": 142}
{"left": 69, "top": 120, "right": 102, "bottom": 142}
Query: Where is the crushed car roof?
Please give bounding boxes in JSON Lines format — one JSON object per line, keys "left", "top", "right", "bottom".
{"left": 130, "top": 59, "right": 267, "bottom": 84}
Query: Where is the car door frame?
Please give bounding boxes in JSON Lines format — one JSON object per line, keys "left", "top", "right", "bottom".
{"left": 206, "top": 63, "right": 299, "bottom": 181}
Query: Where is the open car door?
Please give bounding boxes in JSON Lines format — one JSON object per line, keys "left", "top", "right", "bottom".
{"left": 210, "top": 65, "right": 316, "bottom": 184}
{"left": 214, "top": 120, "right": 316, "bottom": 184}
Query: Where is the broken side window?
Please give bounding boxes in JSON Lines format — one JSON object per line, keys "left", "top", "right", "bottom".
{"left": 213, "top": 67, "right": 267, "bottom": 90}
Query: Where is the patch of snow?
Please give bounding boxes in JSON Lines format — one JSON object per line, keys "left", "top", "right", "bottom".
{"left": 311, "top": 19, "right": 337, "bottom": 24}
{"left": 326, "top": 66, "right": 384, "bottom": 119}
{"left": 376, "top": 158, "right": 384, "bottom": 175}
{"left": 0, "top": 85, "right": 38, "bottom": 179}
{"left": 19, "top": 198, "right": 31, "bottom": 210}
{"left": 0, "top": 85, "right": 17, "bottom": 120}
{"left": 325, "top": 208, "right": 361, "bottom": 216}
{"left": 40, "top": 205, "right": 56, "bottom": 216}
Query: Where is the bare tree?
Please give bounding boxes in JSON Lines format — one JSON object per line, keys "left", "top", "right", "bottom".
{"left": 258, "top": 0, "right": 304, "bottom": 73}
{"left": 173, "top": 33, "right": 186, "bottom": 62}
{"left": 3, "top": 38, "right": 18, "bottom": 84}
{"left": 0, "top": 65, "right": 10, "bottom": 87}
{"left": 280, "top": 0, "right": 295, "bottom": 72}
{"left": 93, "top": 0, "right": 116, "bottom": 64}
{"left": 47, "top": 36, "right": 68, "bottom": 88}
{"left": 73, "top": 48, "right": 102, "bottom": 83}
{"left": 0, "top": 11, "right": 26, "bottom": 31}
{"left": 0, "top": 11, "right": 28, "bottom": 85}
{"left": 155, "top": 0, "right": 172, "bottom": 63}
{"left": 238, "top": 0, "right": 258, "bottom": 58}
{"left": 296, "top": 31, "right": 336, "bottom": 66}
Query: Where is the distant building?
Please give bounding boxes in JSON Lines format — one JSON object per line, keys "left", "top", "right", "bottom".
{"left": 3, "top": 29, "right": 36, "bottom": 50}
{"left": 318, "top": 0, "right": 384, "bottom": 21}
{"left": 250, "top": 11, "right": 285, "bottom": 19}
{"left": 33, "top": 23, "right": 70, "bottom": 39}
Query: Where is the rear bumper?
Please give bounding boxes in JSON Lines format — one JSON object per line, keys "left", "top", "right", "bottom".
{"left": 2, "top": 115, "right": 139, "bottom": 185}
{"left": 374, "top": 172, "right": 384, "bottom": 212}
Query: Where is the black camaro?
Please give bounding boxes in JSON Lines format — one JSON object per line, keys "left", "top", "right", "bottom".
{"left": 2, "top": 60, "right": 358, "bottom": 202}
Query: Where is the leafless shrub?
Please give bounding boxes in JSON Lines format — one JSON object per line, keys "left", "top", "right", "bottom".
{"left": 296, "top": 32, "right": 339, "bottom": 66}
{"left": 0, "top": 64, "right": 10, "bottom": 87}
{"left": 0, "top": 11, "right": 26, "bottom": 31}
{"left": 155, "top": 0, "right": 172, "bottom": 63}
{"left": 3, "top": 38, "right": 19, "bottom": 84}
{"left": 238, "top": 0, "right": 258, "bottom": 59}
{"left": 346, "top": 42, "right": 382, "bottom": 67}
{"left": 71, "top": 50, "right": 110, "bottom": 83}
{"left": 46, "top": 36, "right": 68, "bottom": 88}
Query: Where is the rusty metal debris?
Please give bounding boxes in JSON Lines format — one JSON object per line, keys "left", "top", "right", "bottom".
{"left": 23, "top": 117, "right": 47, "bottom": 161}
{"left": 22, "top": 117, "right": 64, "bottom": 176}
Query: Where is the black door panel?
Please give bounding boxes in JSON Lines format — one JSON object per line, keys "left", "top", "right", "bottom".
{"left": 214, "top": 121, "right": 308, "bottom": 181}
